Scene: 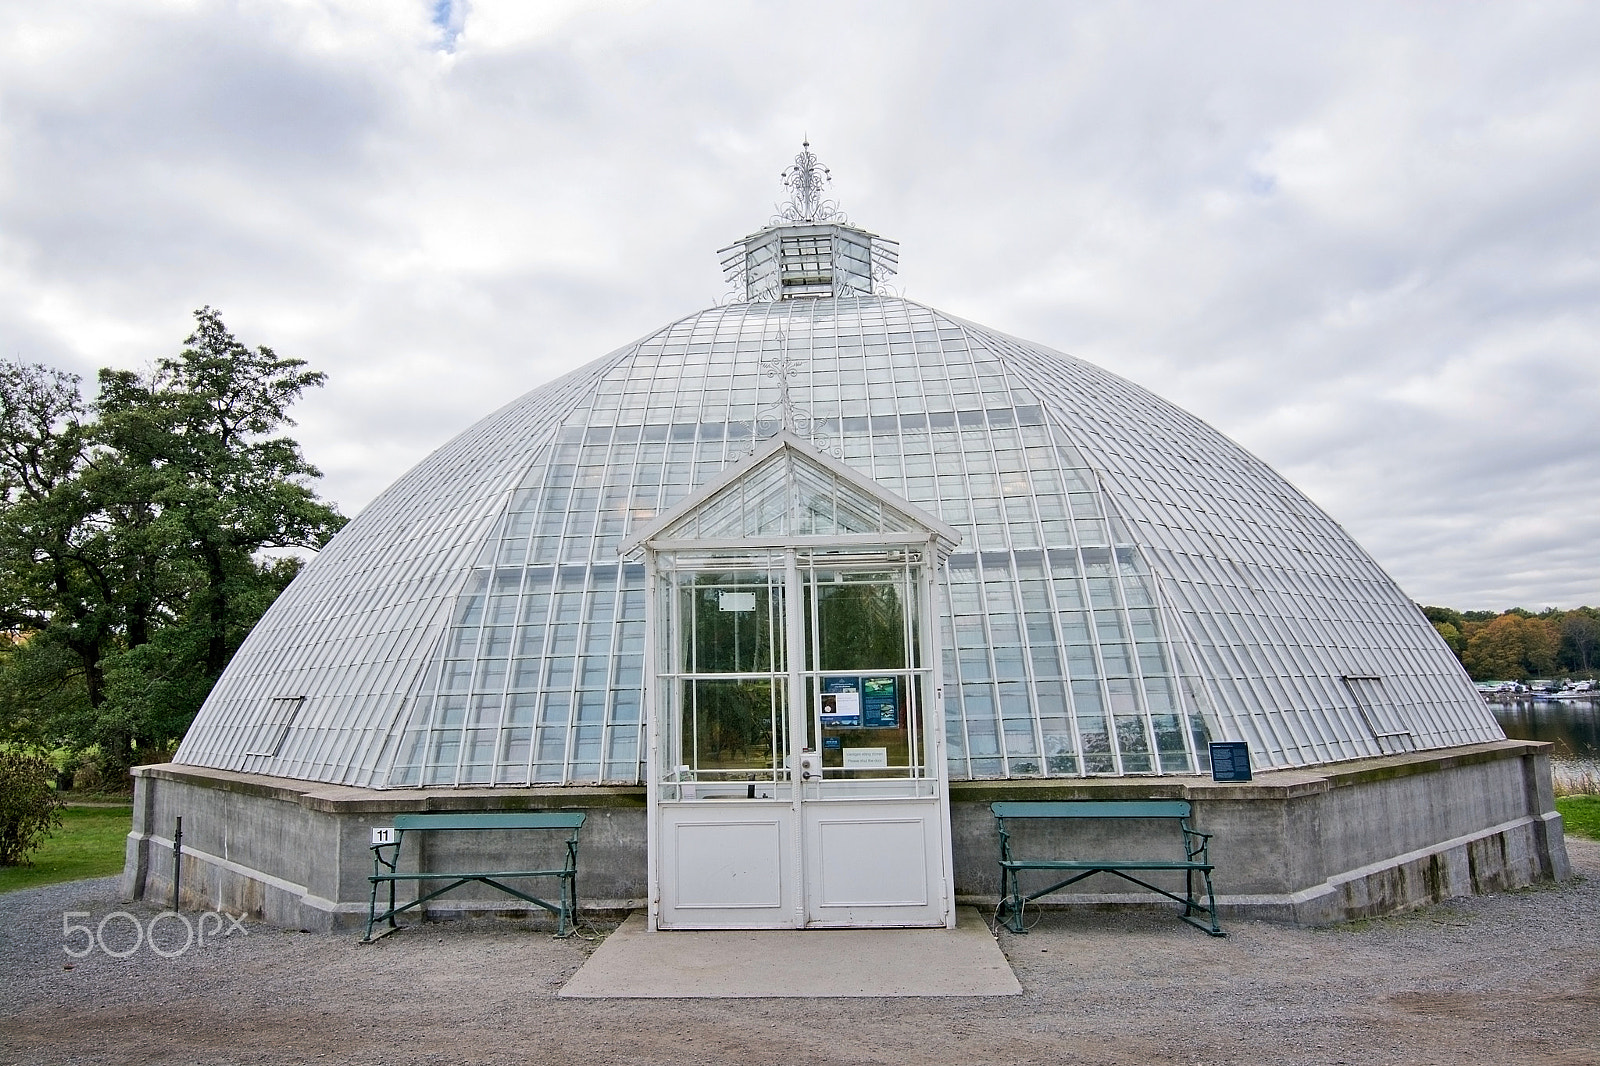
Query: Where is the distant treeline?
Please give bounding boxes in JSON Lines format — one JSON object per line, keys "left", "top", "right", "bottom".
{"left": 1422, "top": 605, "right": 1599, "bottom": 681}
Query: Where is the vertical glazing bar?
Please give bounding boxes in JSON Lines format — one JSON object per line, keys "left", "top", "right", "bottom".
{"left": 769, "top": 565, "right": 783, "bottom": 778}
{"left": 904, "top": 556, "right": 921, "bottom": 776}
{"left": 927, "top": 545, "right": 957, "bottom": 925}
{"left": 665, "top": 562, "right": 683, "bottom": 784}
{"left": 686, "top": 575, "right": 698, "bottom": 774}
{"left": 785, "top": 547, "right": 806, "bottom": 926}
{"left": 642, "top": 548, "right": 661, "bottom": 930}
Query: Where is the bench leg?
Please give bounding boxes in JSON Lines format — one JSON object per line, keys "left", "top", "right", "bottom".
{"left": 364, "top": 878, "right": 403, "bottom": 944}
{"left": 555, "top": 873, "right": 572, "bottom": 938}
{"left": 996, "top": 867, "right": 1027, "bottom": 935}
{"left": 1197, "top": 866, "right": 1223, "bottom": 936}
{"left": 561, "top": 857, "right": 576, "bottom": 938}
{"left": 364, "top": 877, "right": 378, "bottom": 943}
{"left": 1177, "top": 866, "right": 1224, "bottom": 937}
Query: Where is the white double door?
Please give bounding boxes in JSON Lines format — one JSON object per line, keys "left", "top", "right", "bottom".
{"left": 658, "top": 782, "right": 949, "bottom": 929}
{"left": 649, "top": 555, "right": 954, "bottom": 930}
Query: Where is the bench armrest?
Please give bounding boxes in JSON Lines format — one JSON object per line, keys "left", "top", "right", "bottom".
{"left": 370, "top": 840, "right": 401, "bottom": 875}
{"left": 1181, "top": 823, "right": 1212, "bottom": 863}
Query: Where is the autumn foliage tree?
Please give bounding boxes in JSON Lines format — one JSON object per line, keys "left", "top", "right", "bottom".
{"left": 1424, "top": 604, "right": 1600, "bottom": 681}
{"left": 1460, "top": 614, "right": 1560, "bottom": 681}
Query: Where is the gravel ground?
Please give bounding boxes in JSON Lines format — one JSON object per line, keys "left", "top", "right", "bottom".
{"left": 2, "top": 839, "right": 1597, "bottom": 1066}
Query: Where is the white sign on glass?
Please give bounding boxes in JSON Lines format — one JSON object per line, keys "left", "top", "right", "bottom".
{"left": 842, "top": 748, "right": 888, "bottom": 768}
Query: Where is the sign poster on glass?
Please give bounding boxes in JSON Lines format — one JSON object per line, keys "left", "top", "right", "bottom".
{"left": 820, "top": 677, "right": 862, "bottom": 727}
{"left": 861, "top": 676, "right": 899, "bottom": 728}
{"left": 842, "top": 747, "right": 889, "bottom": 768}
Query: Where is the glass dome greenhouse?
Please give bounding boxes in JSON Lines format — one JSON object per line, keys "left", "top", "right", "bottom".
{"left": 174, "top": 150, "right": 1502, "bottom": 792}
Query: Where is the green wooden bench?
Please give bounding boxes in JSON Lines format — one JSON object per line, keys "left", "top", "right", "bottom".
{"left": 991, "top": 800, "right": 1223, "bottom": 936}
{"left": 364, "top": 811, "right": 586, "bottom": 942}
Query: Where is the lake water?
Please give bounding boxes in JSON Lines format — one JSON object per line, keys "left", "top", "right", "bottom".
{"left": 1490, "top": 697, "right": 1599, "bottom": 791}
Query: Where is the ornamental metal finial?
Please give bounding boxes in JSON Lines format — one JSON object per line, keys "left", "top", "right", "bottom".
{"left": 777, "top": 138, "right": 844, "bottom": 224}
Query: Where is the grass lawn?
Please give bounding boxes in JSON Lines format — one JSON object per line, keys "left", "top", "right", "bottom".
{"left": 0, "top": 804, "right": 133, "bottom": 894}
{"left": 1557, "top": 794, "right": 1600, "bottom": 840}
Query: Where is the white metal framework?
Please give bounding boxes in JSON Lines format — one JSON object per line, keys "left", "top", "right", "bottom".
{"left": 175, "top": 196, "right": 1502, "bottom": 790}
{"left": 637, "top": 434, "right": 958, "bottom": 928}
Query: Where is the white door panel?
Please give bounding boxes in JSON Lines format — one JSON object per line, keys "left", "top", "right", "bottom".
{"left": 657, "top": 805, "right": 798, "bottom": 927}
{"left": 803, "top": 798, "right": 947, "bottom": 926}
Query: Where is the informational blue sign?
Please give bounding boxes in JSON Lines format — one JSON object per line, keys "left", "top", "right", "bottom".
{"left": 1209, "top": 741, "right": 1252, "bottom": 782}
{"left": 861, "top": 676, "right": 899, "bottom": 728}
{"left": 820, "top": 677, "right": 861, "bottom": 728}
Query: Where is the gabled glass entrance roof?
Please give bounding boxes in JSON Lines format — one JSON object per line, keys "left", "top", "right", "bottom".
{"left": 628, "top": 431, "right": 959, "bottom": 548}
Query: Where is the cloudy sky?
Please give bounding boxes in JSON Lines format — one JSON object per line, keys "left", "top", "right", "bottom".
{"left": 3, "top": 0, "right": 1596, "bottom": 610}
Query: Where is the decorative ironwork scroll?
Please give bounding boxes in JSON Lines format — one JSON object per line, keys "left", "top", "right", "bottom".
{"left": 775, "top": 140, "right": 845, "bottom": 225}
{"left": 741, "top": 340, "right": 841, "bottom": 457}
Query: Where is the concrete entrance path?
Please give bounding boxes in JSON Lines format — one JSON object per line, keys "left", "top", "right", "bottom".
{"left": 559, "top": 907, "right": 1021, "bottom": 998}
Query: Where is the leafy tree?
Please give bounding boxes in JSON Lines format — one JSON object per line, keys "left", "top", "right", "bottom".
{"left": 1421, "top": 605, "right": 1463, "bottom": 628}
{"left": 1431, "top": 621, "right": 1465, "bottom": 655}
{"left": 1461, "top": 613, "right": 1560, "bottom": 681}
{"left": 97, "top": 308, "right": 342, "bottom": 675}
{"left": 0, "top": 632, "right": 92, "bottom": 752}
{"left": 1559, "top": 609, "right": 1600, "bottom": 674}
{"left": 0, "top": 360, "right": 118, "bottom": 711}
{"left": 0, "top": 749, "right": 63, "bottom": 866}
{"left": 0, "top": 309, "right": 345, "bottom": 779}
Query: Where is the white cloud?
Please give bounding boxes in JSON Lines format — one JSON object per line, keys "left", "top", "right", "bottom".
{"left": 2, "top": 0, "right": 1597, "bottom": 607}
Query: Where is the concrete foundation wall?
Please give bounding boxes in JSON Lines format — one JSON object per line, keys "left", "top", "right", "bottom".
{"left": 124, "top": 771, "right": 646, "bottom": 932}
{"left": 126, "top": 740, "right": 1569, "bottom": 931}
{"left": 949, "top": 741, "right": 1569, "bottom": 924}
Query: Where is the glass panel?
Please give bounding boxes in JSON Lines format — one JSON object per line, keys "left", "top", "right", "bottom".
{"left": 679, "top": 572, "right": 783, "bottom": 674}
{"left": 1114, "top": 714, "right": 1153, "bottom": 773}
{"left": 808, "top": 571, "right": 910, "bottom": 672}
{"left": 1079, "top": 714, "right": 1114, "bottom": 774}
{"left": 682, "top": 678, "right": 786, "bottom": 775}
{"left": 801, "top": 561, "right": 927, "bottom": 780}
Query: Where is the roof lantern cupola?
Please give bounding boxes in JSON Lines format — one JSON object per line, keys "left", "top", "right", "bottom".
{"left": 719, "top": 139, "right": 899, "bottom": 302}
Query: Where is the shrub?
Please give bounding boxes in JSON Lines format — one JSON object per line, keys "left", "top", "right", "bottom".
{"left": 0, "top": 750, "right": 65, "bottom": 866}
